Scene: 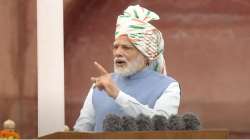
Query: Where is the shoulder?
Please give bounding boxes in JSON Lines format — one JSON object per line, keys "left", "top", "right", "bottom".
{"left": 151, "top": 71, "right": 178, "bottom": 83}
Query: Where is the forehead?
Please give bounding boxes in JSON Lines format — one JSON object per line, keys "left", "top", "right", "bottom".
{"left": 113, "top": 35, "right": 132, "bottom": 45}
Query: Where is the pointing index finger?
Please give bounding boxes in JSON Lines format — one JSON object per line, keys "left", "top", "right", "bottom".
{"left": 94, "top": 61, "right": 108, "bottom": 75}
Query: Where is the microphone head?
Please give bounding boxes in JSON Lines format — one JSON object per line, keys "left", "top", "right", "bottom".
{"left": 152, "top": 115, "right": 169, "bottom": 130}
{"left": 168, "top": 114, "right": 186, "bottom": 130}
{"left": 122, "top": 115, "right": 138, "bottom": 131}
{"left": 182, "top": 112, "right": 202, "bottom": 130}
{"left": 103, "top": 114, "right": 123, "bottom": 131}
{"left": 136, "top": 114, "right": 153, "bottom": 131}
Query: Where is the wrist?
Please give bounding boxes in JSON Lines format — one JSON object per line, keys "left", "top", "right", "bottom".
{"left": 111, "top": 85, "right": 119, "bottom": 99}
{"left": 106, "top": 82, "right": 119, "bottom": 99}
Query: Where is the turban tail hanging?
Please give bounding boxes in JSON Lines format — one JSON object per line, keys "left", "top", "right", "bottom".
{"left": 115, "top": 5, "right": 167, "bottom": 75}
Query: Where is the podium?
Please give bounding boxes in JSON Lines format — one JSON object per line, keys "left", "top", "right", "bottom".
{"left": 39, "top": 130, "right": 229, "bottom": 139}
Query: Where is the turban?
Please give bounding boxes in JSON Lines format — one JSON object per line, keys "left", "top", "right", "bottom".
{"left": 115, "top": 5, "right": 167, "bottom": 75}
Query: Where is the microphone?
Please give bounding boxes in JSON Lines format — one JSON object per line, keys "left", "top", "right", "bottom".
{"left": 152, "top": 115, "right": 169, "bottom": 130}
{"left": 103, "top": 114, "right": 123, "bottom": 131}
{"left": 136, "top": 114, "right": 153, "bottom": 131}
{"left": 182, "top": 112, "right": 202, "bottom": 130}
{"left": 168, "top": 114, "right": 186, "bottom": 130}
{"left": 121, "top": 115, "right": 137, "bottom": 131}
{"left": 102, "top": 112, "right": 202, "bottom": 131}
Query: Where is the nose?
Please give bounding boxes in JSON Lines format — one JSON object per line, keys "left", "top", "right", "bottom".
{"left": 113, "top": 46, "right": 124, "bottom": 57}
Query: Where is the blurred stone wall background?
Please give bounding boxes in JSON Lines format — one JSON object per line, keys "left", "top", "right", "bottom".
{"left": 0, "top": 0, "right": 37, "bottom": 138}
{"left": 0, "top": 0, "right": 250, "bottom": 138}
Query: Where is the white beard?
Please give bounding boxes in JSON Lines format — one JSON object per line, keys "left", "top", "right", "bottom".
{"left": 114, "top": 54, "right": 146, "bottom": 77}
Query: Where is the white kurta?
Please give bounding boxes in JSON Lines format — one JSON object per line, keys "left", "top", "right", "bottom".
{"left": 74, "top": 82, "right": 181, "bottom": 131}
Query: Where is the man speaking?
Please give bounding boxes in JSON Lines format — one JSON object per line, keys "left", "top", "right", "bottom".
{"left": 74, "top": 5, "right": 181, "bottom": 131}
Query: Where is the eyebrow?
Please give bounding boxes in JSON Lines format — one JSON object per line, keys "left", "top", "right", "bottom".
{"left": 113, "top": 43, "right": 134, "bottom": 48}
{"left": 113, "top": 41, "right": 133, "bottom": 46}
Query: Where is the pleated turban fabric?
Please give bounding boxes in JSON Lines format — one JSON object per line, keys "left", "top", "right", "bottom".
{"left": 115, "top": 5, "right": 167, "bottom": 75}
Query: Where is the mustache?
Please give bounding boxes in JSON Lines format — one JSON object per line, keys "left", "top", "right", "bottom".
{"left": 114, "top": 57, "right": 128, "bottom": 63}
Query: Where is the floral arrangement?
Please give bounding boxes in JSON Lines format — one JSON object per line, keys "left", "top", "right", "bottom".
{"left": 0, "top": 130, "right": 20, "bottom": 139}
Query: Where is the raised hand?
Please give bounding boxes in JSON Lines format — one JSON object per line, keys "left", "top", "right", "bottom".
{"left": 91, "top": 61, "right": 119, "bottom": 98}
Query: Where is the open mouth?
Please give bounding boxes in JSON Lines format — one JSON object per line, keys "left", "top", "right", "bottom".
{"left": 115, "top": 59, "right": 127, "bottom": 66}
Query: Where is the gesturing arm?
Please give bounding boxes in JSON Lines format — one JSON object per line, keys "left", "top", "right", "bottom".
{"left": 90, "top": 61, "right": 181, "bottom": 119}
